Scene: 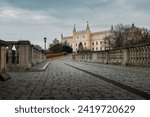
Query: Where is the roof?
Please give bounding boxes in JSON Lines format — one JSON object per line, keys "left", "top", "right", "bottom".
{"left": 91, "top": 30, "right": 110, "bottom": 35}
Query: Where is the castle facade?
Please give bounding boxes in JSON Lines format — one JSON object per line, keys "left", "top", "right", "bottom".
{"left": 61, "top": 22, "right": 113, "bottom": 52}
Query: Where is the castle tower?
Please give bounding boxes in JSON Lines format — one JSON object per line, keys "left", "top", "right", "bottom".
{"left": 86, "top": 21, "right": 90, "bottom": 32}
{"left": 111, "top": 25, "right": 114, "bottom": 30}
{"left": 61, "top": 33, "right": 63, "bottom": 40}
{"left": 131, "top": 22, "right": 135, "bottom": 29}
{"left": 110, "top": 25, "right": 114, "bottom": 32}
{"left": 73, "top": 24, "right": 76, "bottom": 34}
{"left": 85, "top": 21, "right": 91, "bottom": 50}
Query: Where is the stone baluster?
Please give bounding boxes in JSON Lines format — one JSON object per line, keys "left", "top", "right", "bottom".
{"left": 131, "top": 48, "right": 134, "bottom": 63}
{"left": 134, "top": 48, "right": 137, "bottom": 63}
{"left": 142, "top": 46, "right": 146, "bottom": 64}
{"left": 15, "top": 45, "right": 19, "bottom": 64}
{"left": 139, "top": 47, "right": 142, "bottom": 64}
{"left": 8, "top": 45, "right": 13, "bottom": 64}
{"left": 136, "top": 47, "right": 139, "bottom": 64}
{"left": 145, "top": 46, "right": 148, "bottom": 64}
{"left": 129, "top": 49, "right": 132, "bottom": 63}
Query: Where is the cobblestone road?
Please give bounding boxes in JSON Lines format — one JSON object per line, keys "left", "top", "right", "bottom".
{"left": 0, "top": 55, "right": 150, "bottom": 100}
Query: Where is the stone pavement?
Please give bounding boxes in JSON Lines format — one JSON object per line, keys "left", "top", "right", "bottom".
{"left": 0, "top": 55, "right": 150, "bottom": 100}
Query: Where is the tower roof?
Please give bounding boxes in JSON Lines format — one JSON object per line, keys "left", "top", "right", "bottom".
{"left": 73, "top": 24, "right": 76, "bottom": 33}
{"left": 131, "top": 22, "right": 135, "bottom": 29}
{"left": 86, "top": 21, "right": 90, "bottom": 31}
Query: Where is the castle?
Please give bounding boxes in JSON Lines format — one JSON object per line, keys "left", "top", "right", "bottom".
{"left": 61, "top": 22, "right": 113, "bottom": 52}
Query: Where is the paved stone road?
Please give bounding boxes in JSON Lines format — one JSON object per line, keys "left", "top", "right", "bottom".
{"left": 0, "top": 55, "right": 150, "bottom": 100}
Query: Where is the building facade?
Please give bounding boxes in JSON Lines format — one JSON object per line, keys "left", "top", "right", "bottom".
{"left": 61, "top": 22, "right": 113, "bottom": 52}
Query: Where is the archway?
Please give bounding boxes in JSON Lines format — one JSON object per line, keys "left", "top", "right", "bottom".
{"left": 78, "top": 42, "right": 83, "bottom": 51}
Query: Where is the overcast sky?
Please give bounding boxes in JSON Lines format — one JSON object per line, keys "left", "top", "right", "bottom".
{"left": 0, "top": 0, "right": 150, "bottom": 49}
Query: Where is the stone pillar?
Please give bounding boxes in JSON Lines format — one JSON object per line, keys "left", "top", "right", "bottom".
{"left": 8, "top": 45, "right": 13, "bottom": 65}
{"left": 92, "top": 53, "right": 98, "bottom": 62}
{"left": 0, "top": 46, "right": 7, "bottom": 70}
{"left": 18, "top": 41, "right": 31, "bottom": 71}
{"left": 122, "top": 48, "right": 129, "bottom": 66}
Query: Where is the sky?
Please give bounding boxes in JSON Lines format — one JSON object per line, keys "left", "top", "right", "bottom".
{"left": 0, "top": 0, "right": 150, "bottom": 49}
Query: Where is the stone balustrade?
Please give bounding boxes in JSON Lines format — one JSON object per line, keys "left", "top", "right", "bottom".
{"left": 74, "top": 43, "right": 150, "bottom": 66}
{"left": 128, "top": 44, "right": 150, "bottom": 65}
{"left": 5, "top": 40, "right": 46, "bottom": 72}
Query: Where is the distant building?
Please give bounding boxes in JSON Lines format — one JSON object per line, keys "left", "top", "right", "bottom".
{"left": 61, "top": 22, "right": 113, "bottom": 52}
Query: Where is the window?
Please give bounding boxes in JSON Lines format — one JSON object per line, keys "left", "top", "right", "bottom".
{"left": 100, "top": 47, "right": 102, "bottom": 50}
{"left": 76, "top": 43, "right": 77, "bottom": 46}
{"left": 100, "top": 41, "right": 103, "bottom": 44}
{"left": 84, "top": 42, "right": 86, "bottom": 46}
{"left": 92, "top": 48, "right": 94, "bottom": 51}
{"left": 92, "top": 42, "right": 94, "bottom": 45}
{"left": 96, "top": 47, "right": 98, "bottom": 50}
{"left": 96, "top": 42, "right": 98, "bottom": 45}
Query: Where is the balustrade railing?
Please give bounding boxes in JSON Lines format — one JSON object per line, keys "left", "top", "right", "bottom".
{"left": 74, "top": 43, "right": 150, "bottom": 66}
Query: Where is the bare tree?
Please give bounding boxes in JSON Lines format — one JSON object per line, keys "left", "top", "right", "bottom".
{"left": 105, "top": 24, "right": 150, "bottom": 49}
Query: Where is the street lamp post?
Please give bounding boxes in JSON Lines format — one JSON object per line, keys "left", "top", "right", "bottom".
{"left": 44, "top": 37, "right": 47, "bottom": 51}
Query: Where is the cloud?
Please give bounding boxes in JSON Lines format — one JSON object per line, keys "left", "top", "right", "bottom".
{"left": 0, "top": 0, "right": 150, "bottom": 49}
{"left": 0, "top": 6, "right": 57, "bottom": 24}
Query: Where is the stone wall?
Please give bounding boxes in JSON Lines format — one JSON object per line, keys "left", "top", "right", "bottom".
{"left": 73, "top": 43, "right": 150, "bottom": 66}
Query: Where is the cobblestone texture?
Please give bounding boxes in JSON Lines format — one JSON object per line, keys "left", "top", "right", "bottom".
{"left": 0, "top": 55, "right": 149, "bottom": 100}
